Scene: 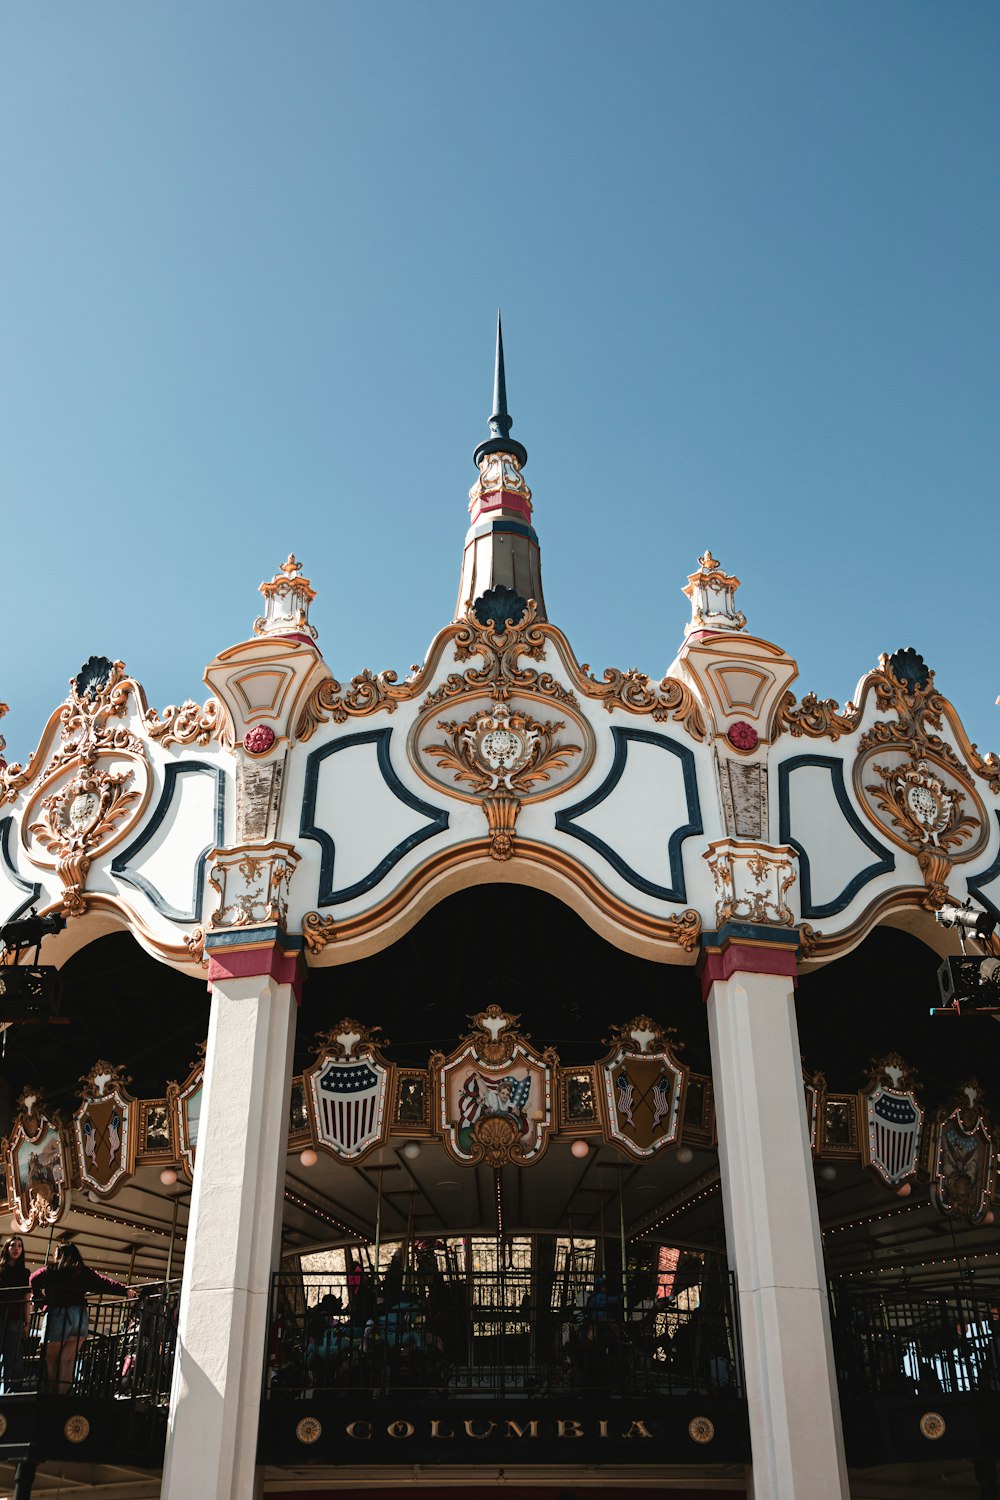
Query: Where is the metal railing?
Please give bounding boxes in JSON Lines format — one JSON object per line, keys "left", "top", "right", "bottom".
{"left": 830, "top": 1282, "right": 1000, "bottom": 1401}
{"left": 267, "top": 1267, "right": 743, "bottom": 1401}
{"left": 0, "top": 1283, "right": 180, "bottom": 1402}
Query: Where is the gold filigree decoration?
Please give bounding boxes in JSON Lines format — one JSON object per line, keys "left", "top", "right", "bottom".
{"left": 798, "top": 923, "right": 824, "bottom": 958}
{"left": 483, "top": 792, "right": 519, "bottom": 861}
{"left": 27, "top": 763, "right": 140, "bottom": 916}
{"left": 2, "top": 659, "right": 147, "bottom": 802}
{"left": 774, "top": 691, "right": 861, "bottom": 742}
{"left": 467, "top": 1112, "right": 527, "bottom": 1168}
{"left": 293, "top": 598, "right": 706, "bottom": 743}
{"left": 866, "top": 1052, "right": 919, "bottom": 1092}
{"left": 303, "top": 911, "right": 336, "bottom": 954}
{"left": 575, "top": 665, "right": 708, "bottom": 739}
{"left": 425, "top": 704, "right": 581, "bottom": 796}
{"left": 146, "top": 697, "right": 227, "bottom": 748}
{"left": 77, "top": 1060, "right": 133, "bottom": 1096}
{"left": 866, "top": 760, "right": 977, "bottom": 856}
{"left": 183, "top": 927, "right": 206, "bottom": 964}
{"left": 310, "top": 1019, "right": 387, "bottom": 1059}
{"left": 603, "top": 1015, "right": 681, "bottom": 1054}
{"left": 463, "top": 1006, "right": 525, "bottom": 1066}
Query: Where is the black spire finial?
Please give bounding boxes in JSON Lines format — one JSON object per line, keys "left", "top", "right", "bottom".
{"left": 473, "top": 310, "right": 528, "bottom": 468}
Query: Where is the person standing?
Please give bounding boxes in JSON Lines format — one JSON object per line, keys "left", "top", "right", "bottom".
{"left": 0, "top": 1237, "right": 30, "bottom": 1392}
{"left": 29, "top": 1242, "right": 134, "bottom": 1394}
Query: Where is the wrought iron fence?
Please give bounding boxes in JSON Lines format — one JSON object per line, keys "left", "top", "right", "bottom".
{"left": 0, "top": 1282, "right": 180, "bottom": 1402}
{"left": 830, "top": 1282, "right": 1000, "bottom": 1400}
{"left": 267, "top": 1264, "right": 743, "bottom": 1401}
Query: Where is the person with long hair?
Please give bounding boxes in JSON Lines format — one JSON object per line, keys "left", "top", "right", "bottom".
{"left": 29, "top": 1242, "right": 135, "bottom": 1394}
{"left": 0, "top": 1236, "right": 30, "bottom": 1392}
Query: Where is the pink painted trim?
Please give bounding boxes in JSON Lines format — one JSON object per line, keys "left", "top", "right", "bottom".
{"left": 277, "top": 632, "right": 320, "bottom": 648}
{"left": 470, "top": 489, "right": 533, "bottom": 525}
{"left": 700, "top": 942, "right": 798, "bottom": 999}
{"left": 208, "top": 944, "right": 305, "bottom": 1003}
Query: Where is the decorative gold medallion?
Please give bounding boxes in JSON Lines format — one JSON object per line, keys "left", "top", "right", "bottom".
{"left": 688, "top": 1416, "right": 715, "bottom": 1444}
{"left": 919, "top": 1411, "right": 945, "bottom": 1440}
{"left": 64, "top": 1414, "right": 91, "bottom": 1443}
{"left": 296, "top": 1417, "right": 322, "bottom": 1444}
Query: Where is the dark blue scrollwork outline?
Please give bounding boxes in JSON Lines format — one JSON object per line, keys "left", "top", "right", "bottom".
{"left": 967, "top": 812, "right": 1000, "bottom": 922}
{"left": 300, "top": 728, "right": 449, "bottom": 907}
{"left": 777, "top": 754, "right": 894, "bottom": 919}
{"left": 0, "top": 816, "right": 41, "bottom": 921}
{"left": 554, "top": 727, "right": 702, "bottom": 902}
{"left": 112, "top": 762, "right": 226, "bottom": 923}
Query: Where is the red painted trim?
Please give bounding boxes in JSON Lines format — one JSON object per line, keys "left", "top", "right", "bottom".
{"left": 470, "top": 488, "right": 533, "bottom": 524}
{"left": 700, "top": 941, "right": 798, "bottom": 999}
{"left": 208, "top": 944, "right": 305, "bottom": 1002}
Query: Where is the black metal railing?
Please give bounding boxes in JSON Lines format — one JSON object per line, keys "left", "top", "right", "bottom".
{"left": 0, "top": 1283, "right": 180, "bottom": 1403}
{"left": 267, "top": 1268, "right": 743, "bottom": 1401}
{"left": 830, "top": 1282, "right": 1000, "bottom": 1401}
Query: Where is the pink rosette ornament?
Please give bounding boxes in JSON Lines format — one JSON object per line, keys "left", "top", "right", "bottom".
{"left": 243, "top": 724, "right": 277, "bottom": 756}
{"left": 726, "top": 721, "right": 758, "bottom": 752}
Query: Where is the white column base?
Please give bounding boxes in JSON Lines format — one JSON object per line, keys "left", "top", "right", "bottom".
{"left": 162, "top": 970, "right": 296, "bottom": 1500}
{"left": 707, "top": 962, "right": 849, "bottom": 1500}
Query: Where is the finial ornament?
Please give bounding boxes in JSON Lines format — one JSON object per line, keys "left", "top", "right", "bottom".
{"left": 683, "top": 551, "right": 747, "bottom": 635}
{"left": 254, "top": 554, "right": 318, "bottom": 642}
{"left": 473, "top": 311, "right": 527, "bottom": 469}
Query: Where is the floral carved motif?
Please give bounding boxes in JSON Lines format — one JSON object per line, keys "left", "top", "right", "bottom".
{"left": 3, "top": 658, "right": 146, "bottom": 803}
{"left": 27, "top": 763, "right": 141, "bottom": 916}
{"left": 208, "top": 842, "right": 300, "bottom": 929}
{"left": 866, "top": 760, "right": 977, "bottom": 854}
{"left": 302, "top": 911, "right": 337, "bottom": 954}
{"left": 705, "top": 840, "right": 797, "bottom": 929}
{"left": 146, "top": 697, "right": 227, "bottom": 748}
{"left": 424, "top": 704, "right": 581, "bottom": 796}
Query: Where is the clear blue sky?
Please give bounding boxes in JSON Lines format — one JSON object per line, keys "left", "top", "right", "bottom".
{"left": 2, "top": 1, "right": 998, "bottom": 762}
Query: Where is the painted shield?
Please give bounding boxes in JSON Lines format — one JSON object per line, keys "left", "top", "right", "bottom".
{"left": 75, "top": 1090, "right": 133, "bottom": 1197}
{"left": 603, "top": 1051, "right": 684, "bottom": 1158}
{"left": 6, "top": 1097, "right": 68, "bottom": 1231}
{"left": 865, "top": 1087, "right": 922, "bottom": 1186}
{"left": 934, "top": 1110, "right": 993, "bottom": 1223}
{"left": 309, "top": 1056, "right": 390, "bottom": 1161}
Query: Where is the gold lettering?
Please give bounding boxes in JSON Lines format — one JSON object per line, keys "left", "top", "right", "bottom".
{"left": 463, "top": 1420, "right": 495, "bottom": 1439}
{"left": 431, "top": 1419, "right": 455, "bottom": 1439}
{"left": 504, "top": 1419, "right": 539, "bottom": 1439}
{"left": 346, "top": 1420, "right": 372, "bottom": 1441}
{"left": 622, "top": 1419, "right": 653, "bottom": 1439}
{"left": 598, "top": 1419, "right": 609, "bottom": 1438}
{"left": 387, "top": 1420, "right": 415, "bottom": 1439}
{"left": 558, "top": 1419, "right": 584, "bottom": 1438}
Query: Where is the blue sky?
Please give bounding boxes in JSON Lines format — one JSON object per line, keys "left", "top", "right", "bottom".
{"left": 2, "top": 1, "right": 998, "bottom": 761}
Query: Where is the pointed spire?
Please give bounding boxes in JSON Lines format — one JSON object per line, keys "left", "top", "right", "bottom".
{"left": 474, "top": 310, "right": 527, "bottom": 468}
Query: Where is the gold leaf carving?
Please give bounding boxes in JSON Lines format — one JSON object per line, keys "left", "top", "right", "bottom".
{"left": 303, "top": 911, "right": 336, "bottom": 954}
{"left": 146, "top": 698, "right": 227, "bottom": 748}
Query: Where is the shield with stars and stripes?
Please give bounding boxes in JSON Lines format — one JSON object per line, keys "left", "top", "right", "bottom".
{"left": 309, "top": 1057, "right": 390, "bottom": 1161}
{"left": 865, "top": 1086, "right": 923, "bottom": 1187}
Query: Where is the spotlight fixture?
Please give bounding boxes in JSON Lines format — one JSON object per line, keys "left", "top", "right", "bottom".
{"left": 0, "top": 909, "right": 67, "bottom": 1022}
{"left": 932, "top": 902, "right": 1000, "bottom": 1016}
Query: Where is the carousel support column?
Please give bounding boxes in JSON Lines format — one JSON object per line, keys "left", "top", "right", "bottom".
{"left": 702, "top": 926, "right": 848, "bottom": 1500}
{"left": 162, "top": 928, "right": 304, "bottom": 1500}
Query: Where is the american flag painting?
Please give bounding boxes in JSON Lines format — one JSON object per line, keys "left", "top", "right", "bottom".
{"left": 313, "top": 1060, "right": 387, "bottom": 1158}
{"left": 867, "top": 1088, "right": 921, "bottom": 1186}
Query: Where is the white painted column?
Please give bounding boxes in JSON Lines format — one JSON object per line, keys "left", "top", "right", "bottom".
{"left": 162, "top": 958, "right": 298, "bottom": 1500}
{"left": 704, "top": 950, "right": 849, "bottom": 1500}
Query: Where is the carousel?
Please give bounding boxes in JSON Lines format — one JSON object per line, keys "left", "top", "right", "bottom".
{"left": 0, "top": 325, "right": 999, "bottom": 1499}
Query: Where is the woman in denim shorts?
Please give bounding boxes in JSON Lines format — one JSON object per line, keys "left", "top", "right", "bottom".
{"left": 30, "top": 1243, "right": 134, "bottom": 1394}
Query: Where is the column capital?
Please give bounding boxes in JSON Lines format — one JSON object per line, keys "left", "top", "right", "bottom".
{"left": 205, "top": 927, "right": 306, "bottom": 1001}
{"left": 699, "top": 921, "right": 799, "bottom": 998}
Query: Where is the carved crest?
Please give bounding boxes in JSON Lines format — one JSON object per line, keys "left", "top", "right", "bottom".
{"left": 863, "top": 1054, "right": 923, "bottom": 1188}
{"left": 6, "top": 1088, "right": 69, "bottom": 1230}
{"left": 932, "top": 1081, "right": 994, "bottom": 1224}
{"left": 599, "top": 1017, "right": 687, "bottom": 1159}
{"left": 73, "top": 1061, "right": 136, "bottom": 1198}
{"left": 304, "top": 1020, "right": 394, "bottom": 1163}
{"left": 431, "top": 1007, "right": 557, "bottom": 1168}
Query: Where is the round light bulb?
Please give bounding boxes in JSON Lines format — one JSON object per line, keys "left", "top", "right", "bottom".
{"left": 570, "top": 1139, "right": 590, "bottom": 1160}
{"left": 402, "top": 1141, "right": 421, "bottom": 1161}
{"left": 819, "top": 1164, "right": 837, "bottom": 1181}
{"left": 676, "top": 1145, "right": 694, "bottom": 1165}
{"left": 896, "top": 1182, "right": 912, "bottom": 1197}
{"left": 985, "top": 1211, "right": 995, "bottom": 1226}
{"left": 159, "top": 1168, "right": 178, "bottom": 1186}
{"left": 87, "top": 1190, "right": 99, "bottom": 1203}
{"left": 299, "top": 1148, "right": 318, "bottom": 1168}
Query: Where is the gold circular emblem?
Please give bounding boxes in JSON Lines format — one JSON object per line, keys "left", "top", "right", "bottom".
{"left": 919, "top": 1411, "right": 946, "bottom": 1440}
{"left": 296, "top": 1417, "right": 322, "bottom": 1445}
{"left": 64, "top": 1414, "right": 90, "bottom": 1444}
{"left": 0, "top": 1413, "right": 8, "bottom": 1438}
{"left": 688, "top": 1416, "right": 715, "bottom": 1444}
